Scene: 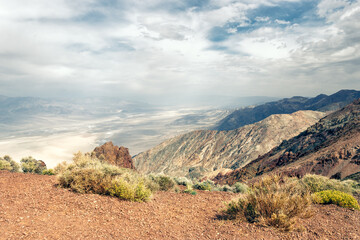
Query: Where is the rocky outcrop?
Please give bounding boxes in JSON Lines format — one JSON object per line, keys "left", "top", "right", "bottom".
{"left": 93, "top": 142, "right": 135, "bottom": 169}
{"left": 215, "top": 89, "right": 360, "bottom": 131}
{"left": 214, "top": 99, "right": 360, "bottom": 185}
{"left": 134, "top": 110, "right": 326, "bottom": 178}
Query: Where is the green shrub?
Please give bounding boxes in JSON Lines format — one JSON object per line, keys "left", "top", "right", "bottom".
{"left": 301, "top": 174, "right": 355, "bottom": 194}
{"left": 151, "top": 175, "right": 175, "bottom": 191}
{"left": 0, "top": 160, "right": 12, "bottom": 171}
{"left": 193, "top": 180, "right": 213, "bottom": 191}
{"left": 174, "top": 177, "right": 193, "bottom": 186}
{"left": 0, "top": 155, "right": 20, "bottom": 172}
{"left": 20, "top": 156, "right": 47, "bottom": 174}
{"left": 42, "top": 169, "right": 55, "bottom": 175}
{"left": 233, "top": 182, "right": 249, "bottom": 194}
{"left": 183, "top": 185, "right": 197, "bottom": 195}
{"left": 224, "top": 175, "right": 312, "bottom": 232}
{"left": 57, "top": 152, "right": 152, "bottom": 202}
{"left": 312, "top": 190, "right": 360, "bottom": 209}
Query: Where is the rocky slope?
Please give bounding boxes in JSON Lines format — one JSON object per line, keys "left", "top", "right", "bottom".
{"left": 93, "top": 141, "right": 135, "bottom": 169}
{"left": 134, "top": 111, "right": 325, "bottom": 178}
{"left": 215, "top": 89, "right": 360, "bottom": 131}
{"left": 214, "top": 99, "right": 360, "bottom": 185}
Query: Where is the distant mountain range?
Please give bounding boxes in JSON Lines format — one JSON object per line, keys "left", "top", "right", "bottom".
{"left": 214, "top": 89, "right": 360, "bottom": 131}
{"left": 214, "top": 98, "right": 360, "bottom": 185}
{"left": 134, "top": 110, "right": 325, "bottom": 178}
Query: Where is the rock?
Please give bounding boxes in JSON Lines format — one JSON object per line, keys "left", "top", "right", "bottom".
{"left": 93, "top": 142, "right": 135, "bottom": 169}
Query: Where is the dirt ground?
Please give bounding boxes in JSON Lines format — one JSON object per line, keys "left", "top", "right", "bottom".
{"left": 1, "top": 171, "right": 360, "bottom": 240}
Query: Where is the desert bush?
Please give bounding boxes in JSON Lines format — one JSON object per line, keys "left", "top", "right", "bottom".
{"left": 174, "top": 176, "right": 193, "bottom": 186}
{"left": 57, "top": 152, "right": 152, "bottom": 202}
{"left": 42, "top": 169, "right": 55, "bottom": 175}
{"left": 0, "top": 160, "right": 12, "bottom": 171}
{"left": 312, "top": 190, "right": 360, "bottom": 210}
{"left": 20, "top": 156, "right": 46, "bottom": 174}
{"left": 183, "top": 185, "right": 197, "bottom": 195}
{"left": 54, "top": 161, "right": 69, "bottom": 175}
{"left": 193, "top": 180, "right": 213, "bottom": 191}
{"left": 220, "top": 185, "right": 234, "bottom": 192}
{"left": 0, "top": 155, "right": 20, "bottom": 172}
{"left": 224, "top": 175, "right": 312, "bottom": 231}
{"left": 301, "top": 174, "right": 356, "bottom": 194}
{"left": 232, "top": 182, "right": 249, "bottom": 193}
{"left": 149, "top": 175, "right": 175, "bottom": 191}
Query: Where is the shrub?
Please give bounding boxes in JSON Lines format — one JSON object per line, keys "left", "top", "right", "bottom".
{"left": 193, "top": 180, "right": 213, "bottom": 191}
{"left": 174, "top": 177, "right": 193, "bottom": 186}
{"left": 301, "top": 174, "right": 355, "bottom": 194}
{"left": 0, "top": 160, "right": 12, "bottom": 171}
{"left": 57, "top": 152, "right": 152, "bottom": 202}
{"left": 151, "top": 175, "right": 175, "bottom": 191}
{"left": 224, "top": 175, "right": 312, "bottom": 231}
{"left": 232, "top": 182, "right": 249, "bottom": 193}
{"left": 20, "top": 156, "right": 47, "bottom": 174}
{"left": 183, "top": 185, "right": 197, "bottom": 195}
{"left": 42, "top": 169, "right": 55, "bottom": 175}
{"left": 0, "top": 155, "right": 20, "bottom": 172}
{"left": 312, "top": 190, "right": 360, "bottom": 210}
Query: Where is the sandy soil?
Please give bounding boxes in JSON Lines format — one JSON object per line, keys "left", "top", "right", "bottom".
{"left": 1, "top": 171, "right": 360, "bottom": 240}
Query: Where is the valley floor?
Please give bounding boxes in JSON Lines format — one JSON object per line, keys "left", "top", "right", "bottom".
{"left": 0, "top": 171, "right": 359, "bottom": 240}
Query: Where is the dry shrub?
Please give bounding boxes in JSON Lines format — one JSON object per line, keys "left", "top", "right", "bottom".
{"left": 225, "top": 174, "right": 312, "bottom": 231}
{"left": 0, "top": 155, "right": 20, "bottom": 172}
{"left": 57, "top": 152, "right": 152, "bottom": 202}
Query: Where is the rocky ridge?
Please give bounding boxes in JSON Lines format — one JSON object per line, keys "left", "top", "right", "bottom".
{"left": 93, "top": 141, "right": 135, "bottom": 169}
{"left": 134, "top": 110, "right": 326, "bottom": 178}
{"left": 215, "top": 89, "right": 360, "bottom": 131}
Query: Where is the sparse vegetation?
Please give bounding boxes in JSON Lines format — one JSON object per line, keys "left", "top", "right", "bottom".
{"left": 57, "top": 152, "right": 153, "bottom": 202}
{"left": 193, "top": 180, "right": 213, "bottom": 191}
{"left": 149, "top": 175, "right": 175, "bottom": 191}
{"left": 224, "top": 175, "right": 312, "bottom": 231}
{"left": 301, "top": 174, "right": 357, "bottom": 194}
{"left": 20, "top": 156, "right": 47, "bottom": 174}
{"left": 313, "top": 190, "right": 360, "bottom": 210}
{"left": 0, "top": 155, "right": 20, "bottom": 172}
{"left": 42, "top": 169, "right": 55, "bottom": 175}
{"left": 183, "top": 185, "right": 197, "bottom": 195}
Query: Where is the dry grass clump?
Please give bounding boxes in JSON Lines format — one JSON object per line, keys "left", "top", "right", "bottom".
{"left": 225, "top": 175, "right": 312, "bottom": 232}
{"left": 301, "top": 174, "right": 357, "bottom": 194}
{"left": 313, "top": 190, "right": 360, "bottom": 210}
{"left": 57, "top": 152, "right": 152, "bottom": 202}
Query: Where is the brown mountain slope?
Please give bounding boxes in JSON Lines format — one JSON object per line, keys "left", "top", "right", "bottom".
{"left": 214, "top": 99, "right": 360, "bottom": 185}
{"left": 134, "top": 111, "right": 326, "bottom": 178}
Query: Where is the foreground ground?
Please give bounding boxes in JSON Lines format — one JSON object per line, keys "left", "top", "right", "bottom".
{"left": 1, "top": 171, "right": 360, "bottom": 240}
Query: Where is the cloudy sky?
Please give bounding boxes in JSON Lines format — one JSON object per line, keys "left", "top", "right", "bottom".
{"left": 0, "top": 0, "right": 360, "bottom": 105}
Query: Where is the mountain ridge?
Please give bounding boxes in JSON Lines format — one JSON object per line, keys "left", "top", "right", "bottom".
{"left": 214, "top": 89, "right": 360, "bottom": 131}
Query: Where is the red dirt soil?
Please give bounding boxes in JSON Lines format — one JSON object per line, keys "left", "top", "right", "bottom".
{"left": 1, "top": 171, "right": 360, "bottom": 240}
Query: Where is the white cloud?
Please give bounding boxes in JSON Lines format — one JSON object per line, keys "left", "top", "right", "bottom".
{"left": 0, "top": 0, "right": 359, "bottom": 102}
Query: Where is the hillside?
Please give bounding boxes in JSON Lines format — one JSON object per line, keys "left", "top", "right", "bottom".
{"left": 134, "top": 111, "right": 325, "bottom": 178}
{"left": 215, "top": 89, "right": 360, "bottom": 131}
{"left": 214, "top": 99, "right": 360, "bottom": 185}
{"left": 1, "top": 171, "right": 360, "bottom": 239}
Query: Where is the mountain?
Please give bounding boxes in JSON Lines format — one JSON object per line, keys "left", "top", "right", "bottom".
{"left": 214, "top": 89, "right": 360, "bottom": 131}
{"left": 134, "top": 110, "right": 326, "bottom": 178}
{"left": 214, "top": 99, "right": 360, "bottom": 185}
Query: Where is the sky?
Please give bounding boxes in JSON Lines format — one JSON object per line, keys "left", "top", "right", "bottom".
{"left": 0, "top": 0, "right": 360, "bottom": 105}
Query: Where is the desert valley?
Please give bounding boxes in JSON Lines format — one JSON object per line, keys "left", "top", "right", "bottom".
{"left": 2, "top": 0, "right": 360, "bottom": 239}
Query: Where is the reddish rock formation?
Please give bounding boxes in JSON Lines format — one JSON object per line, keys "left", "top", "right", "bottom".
{"left": 93, "top": 142, "right": 135, "bottom": 169}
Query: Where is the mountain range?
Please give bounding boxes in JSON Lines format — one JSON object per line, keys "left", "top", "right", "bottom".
{"left": 214, "top": 89, "right": 360, "bottom": 131}
{"left": 214, "top": 98, "right": 360, "bottom": 185}
{"left": 134, "top": 110, "right": 325, "bottom": 178}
